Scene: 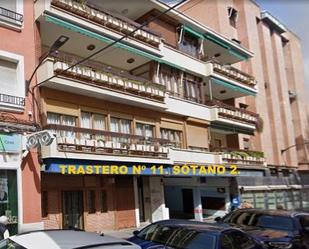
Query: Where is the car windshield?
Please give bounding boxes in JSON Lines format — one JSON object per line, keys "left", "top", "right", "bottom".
{"left": 223, "top": 211, "right": 295, "bottom": 231}
{"left": 0, "top": 239, "right": 26, "bottom": 249}
{"left": 136, "top": 224, "right": 180, "bottom": 244}
{"left": 166, "top": 229, "right": 216, "bottom": 249}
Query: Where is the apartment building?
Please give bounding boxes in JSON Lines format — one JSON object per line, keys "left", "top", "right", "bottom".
{"left": 0, "top": 0, "right": 43, "bottom": 234}
{"left": 31, "top": 0, "right": 309, "bottom": 231}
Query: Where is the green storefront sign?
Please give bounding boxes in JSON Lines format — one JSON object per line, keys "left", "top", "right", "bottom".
{"left": 0, "top": 134, "right": 21, "bottom": 153}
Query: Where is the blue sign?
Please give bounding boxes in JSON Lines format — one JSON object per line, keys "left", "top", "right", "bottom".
{"left": 0, "top": 134, "right": 22, "bottom": 153}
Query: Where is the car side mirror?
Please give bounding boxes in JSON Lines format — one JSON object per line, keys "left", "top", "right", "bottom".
{"left": 133, "top": 230, "right": 139, "bottom": 236}
{"left": 214, "top": 217, "right": 221, "bottom": 222}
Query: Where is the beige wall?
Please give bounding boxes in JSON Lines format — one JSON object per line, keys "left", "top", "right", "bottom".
{"left": 178, "top": 0, "right": 308, "bottom": 168}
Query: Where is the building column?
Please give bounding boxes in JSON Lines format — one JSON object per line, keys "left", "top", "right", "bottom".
{"left": 193, "top": 188, "right": 203, "bottom": 221}
{"left": 149, "top": 177, "right": 169, "bottom": 222}
{"left": 133, "top": 176, "right": 140, "bottom": 228}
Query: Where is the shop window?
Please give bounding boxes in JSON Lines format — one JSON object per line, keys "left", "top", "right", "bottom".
{"left": 201, "top": 197, "right": 226, "bottom": 210}
{"left": 275, "top": 191, "right": 285, "bottom": 209}
{"left": 41, "top": 191, "right": 48, "bottom": 218}
{"left": 136, "top": 123, "right": 154, "bottom": 138}
{"left": 286, "top": 191, "right": 294, "bottom": 210}
{"left": 0, "top": 170, "right": 18, "bottom": 235}
{"left": 87, "top": 190, "right": 96, "bottom": 214}
{"left": 160, "top": 128, "right": 182, "bottom": 148}
{"left": 100, "top": 191, "right": 108, "bottom": 213}
{"left": 228, "top": 7, "right": 238, "bottom": 28}
{"left": 267, "top": 191, "right": 276, "bottom": 209}
{"left": 47, "top": 112, "right": 76, "bottom": 138}
{"left": 254, "top": 192, "right": 266, "bottom": 209}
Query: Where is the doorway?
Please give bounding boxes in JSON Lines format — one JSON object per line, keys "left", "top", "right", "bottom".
{"left": 182, "top": 189, "right": 194, "bottom": 218}
{"left": 62, "top": 191, "right": 84, "bottom": 230}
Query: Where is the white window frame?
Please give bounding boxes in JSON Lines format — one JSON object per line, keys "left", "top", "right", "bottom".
{"left": 0, "top": 50, "right": 24, "bottom": 112}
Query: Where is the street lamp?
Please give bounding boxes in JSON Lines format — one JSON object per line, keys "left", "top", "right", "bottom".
{"left": 26, "top": 35, "right": 69, "bottom": 95}
{"left": 281, "top": 141, "right": 309, "bottom": 155}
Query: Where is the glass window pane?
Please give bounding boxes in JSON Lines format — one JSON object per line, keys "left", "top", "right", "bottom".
{"left": 110, "top": 118, "right": 120, "bottom": 132}
{"left": 254, "top": 192, "right": 266, "bottom": 209}
{"left": 81, "top": 112, "right": 91, "bottom": 139}
{"left": 267, "top": 192, "right": 276, "bottom": 210}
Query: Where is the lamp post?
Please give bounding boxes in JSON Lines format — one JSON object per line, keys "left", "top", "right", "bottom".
{"left": 25, "top": 35, "right": 69, "bottom": 129}
{"left": 26, "top": 35, "right": 69, "bottom": 95}
{"left": 281, "top": 141, "right": 309, "bottom": 155}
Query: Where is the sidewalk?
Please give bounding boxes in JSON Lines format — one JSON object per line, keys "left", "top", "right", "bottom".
{"left": 104, "top": 227, "right": 137, "bottom": 239}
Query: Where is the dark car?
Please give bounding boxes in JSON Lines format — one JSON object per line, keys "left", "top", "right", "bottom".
{"left": 216, "top": 209, "right": 309, "bottom": 249}
{"left": 128, "top": 219, "right": 265, "bottom": 249}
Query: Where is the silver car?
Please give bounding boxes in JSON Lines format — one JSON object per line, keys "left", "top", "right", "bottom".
{"left": 0, "top": 230, "right": 141, "bottom": 249}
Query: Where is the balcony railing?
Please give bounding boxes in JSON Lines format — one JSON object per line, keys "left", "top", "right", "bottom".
{"left": 51, "top": 0, "right": 161, "bottom": 47}
{"left": 0, "top": 6, "right": 23, "bottom": 26}
{"left": 211, "top": 147, "right": 265, "bottom": 165}
{"left": 210, "top": 61, "right": 257, "bottom": 88}
{"left": 206, "top": 100, "right": 258, "bottom": 126}
{"left": 51, "top": 53, "right": 165, "bottom": 101}
{"left": 45, "top": 124, "right": 169, "bottom": 158}
{"left": 0, "top": 93, "right": 25, "bottom": 107}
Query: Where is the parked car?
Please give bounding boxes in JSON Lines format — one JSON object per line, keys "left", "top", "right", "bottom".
{"left": 128, "top": 219, "right": 265, "bottom": 249}
{"left": 216, "top": 209, "right": 309, "bottom": 249}
{"left": 0, "top": 229, "right": 141, "bottom": 249}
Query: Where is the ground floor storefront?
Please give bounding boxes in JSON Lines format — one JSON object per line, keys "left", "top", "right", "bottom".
{"left": 41, "top": 173, "right": 136, "bottom": 232}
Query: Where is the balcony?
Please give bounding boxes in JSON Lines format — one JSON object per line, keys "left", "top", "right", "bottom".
{"left": 0, "top": 93, "right": 25, "bottom": 112}
{"left": 205, "top": 61, "right": 257, "bottom": 95}
{"left": 50, "top": 0, "right": 161, "bottom": 47}
{"left": 212, "top": 148, "right": 266, "bottom": 166}
{"left": 0, "top": 6, "right": 23, "bottom": 28}
{"left": 41, "top": 124, "right": 170, "bottom": 163}
{"left": 37, "top": 54, "right": 167, "bottom": 110}
{"left": 206, "top": 100, "right": 258, "bottom": 130}
{"left": 169, "top": 148, "right": 220, "bottom": 165}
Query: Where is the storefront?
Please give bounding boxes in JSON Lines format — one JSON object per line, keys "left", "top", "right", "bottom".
{"left": 163, "top": 176, "right": 237, "bottom": 221}
{"left": 41, "top": 159, "right": 170, "bottom": 231}
{"left": 0, "top": 133, "right": 22, "bottom": 235}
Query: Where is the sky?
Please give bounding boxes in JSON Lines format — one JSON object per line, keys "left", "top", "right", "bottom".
{"left": 163, "top": 0, "right": 309, "bottom": 98}
{"left": 256, "top": 0, "right": 309, "bottom": 98}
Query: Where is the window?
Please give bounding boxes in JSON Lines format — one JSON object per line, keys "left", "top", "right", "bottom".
{"left": 110, "top": 117, "right": 131, "bottom": 143}
{"left": 100, "top": 191, "right": 108, "bottom": 213}
{"left": 47, "top": 112, "right": 76, "bottom": 138}
{"left": 136, "top": 123, "right": 154, "bottom": 138}
{"left": 0, "top": 0, "right": 23, "bottom": 26}
{"left": 229, "top": 231, "right": 256, "bottom": 249}
{"left": 41, "top": 191, "right": 48, "bottom": 218}
{"left": 183, "top": 74, "right": 202, "bottom": 102}
{"left": 167, "top": 230, "right": 215, "bottom": 249}
{"left": 179, "top": 32, "right": 199, "bottom": 58}
{"left": 243, "top": 138, "right": 250, "bottom": 150}
{"left": 80, "top": 111, "right": 106, "bottom": 139}
{"left": 228, "top": 7, "right": 238, "bottom": 28}
{"left": 201, "top": 197, "right": 226, "bottom": 210}
{"left": 160, "top": 128, "right": 182, "bottom": 148}
{"left": 220, "top": 234, "right": 234, "bottom": 249}
{"left": 299, "top": 216, "right": 309, "bottom": 230}
{"left": 157, "top": 65, "right": 181, "bottom": 96}
{"left": 87, "top": 190, "right": 96, "bottom": 214}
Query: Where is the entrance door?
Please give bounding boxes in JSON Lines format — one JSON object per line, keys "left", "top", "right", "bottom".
{"left": 62, "top": 191, "right": 84, "bottom": 230}
{"left": 182, "top": 189, "right": 194, "bottom": 218}
{"left": 137, "top": 177, "right": 145, "bottom": 222}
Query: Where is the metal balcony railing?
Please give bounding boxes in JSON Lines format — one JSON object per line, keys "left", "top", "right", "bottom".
{"left": 0, "top": 6, "right": 23, "bottom": 25}
{"left": 211, "top": 61, "right": 257, "bottom": 87}
{"left": 206, "top": 100, "right": 258, "bottom": 126}
{"left": 51, "top": 0, "right": 161, "bottom": 46}
{"left": 50, "top": 52, "right": 165, "bottom": 101}
{"left": 211, "top": 147, "right": 265, "bottom": 164}
{"left": 44, "top": 124, "right": 170, "bottom": 158}
{"left": 0, "top": 93, "right": 25, "bottom": 107}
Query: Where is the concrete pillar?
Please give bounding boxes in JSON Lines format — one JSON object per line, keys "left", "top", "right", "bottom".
{"left": 133, "top": 176, "right": 140, "bottom": 228}
{"left": 193, "top": 188, "right": 203, "bottom": 221}
{"left": 149, "top": 177, "right": 169, "bottom": 222}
